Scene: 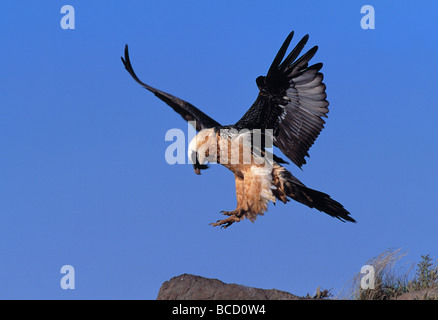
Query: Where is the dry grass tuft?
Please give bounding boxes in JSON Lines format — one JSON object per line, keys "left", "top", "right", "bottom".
{"left": 341, "top": 248, "right": 438, "bottom": 300}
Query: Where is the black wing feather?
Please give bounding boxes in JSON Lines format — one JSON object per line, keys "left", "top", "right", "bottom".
{"left": 279, "top": 34, "right": 309, "bottom": 72}
{"left": 121, "top": 45, "right": 220, "bottom": 132}
{"left": 235, "top": 32, "right": 329, "bottom": 168}
{"left": 266, "top": 31, "right": 294, "bottom": 79}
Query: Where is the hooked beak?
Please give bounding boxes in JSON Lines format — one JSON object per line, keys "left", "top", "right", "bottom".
{"left": 191, "top": 151, "right": 202, "bottom": 175}
{"left": 191, "top": 151, "right": 209, "bottom": 175}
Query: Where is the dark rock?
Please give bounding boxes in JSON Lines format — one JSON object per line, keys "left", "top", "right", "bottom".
{"left": 156, "top": 273, "right": 304, "bottom": 300}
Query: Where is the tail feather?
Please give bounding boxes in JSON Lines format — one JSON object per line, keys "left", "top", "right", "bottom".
{"left": 292, "top": 186, "right": 356, "bottom": 223}
{"left": 272, "top": 165, "right": 356, "bottom": 223}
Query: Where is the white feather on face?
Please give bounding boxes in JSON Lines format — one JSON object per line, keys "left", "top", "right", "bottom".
{"left": 188, "top": 128, "right": 218, "bottom": 165}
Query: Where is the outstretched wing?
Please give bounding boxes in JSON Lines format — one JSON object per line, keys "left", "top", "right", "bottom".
{"left": 234, "top": 32, "right": 329, "bottom": 168}
{"left": 121, "top": 45, "right": 221, "bottom": 132}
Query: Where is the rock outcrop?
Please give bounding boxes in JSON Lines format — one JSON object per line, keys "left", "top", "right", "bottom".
{"left": 157, "top": 274, "right": 303, "bottom": 300}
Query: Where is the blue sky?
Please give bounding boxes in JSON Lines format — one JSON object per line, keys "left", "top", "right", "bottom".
{"left": 1, "top": 1, "right": 437, "bottom": 299}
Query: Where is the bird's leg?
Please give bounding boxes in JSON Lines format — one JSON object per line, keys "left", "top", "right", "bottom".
{"left": 211, "top": 209, "right": 244, "bottom": 228}
{"left": 220, "top": 208, "right": 243, "bottom": 216}
{"left": 209, "top": 215, "right": 241, "bottom": 229}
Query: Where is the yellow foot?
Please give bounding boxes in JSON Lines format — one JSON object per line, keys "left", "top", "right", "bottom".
{"left": 209, "top": 215, "right": 241, "bottom": 229}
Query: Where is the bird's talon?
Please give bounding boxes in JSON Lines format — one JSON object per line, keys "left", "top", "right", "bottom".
{"left": 210, "top": 215, "right": 241, "bottom": 228}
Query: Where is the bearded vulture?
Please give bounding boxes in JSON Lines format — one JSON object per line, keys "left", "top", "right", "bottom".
{"left": 121, "top": 31, "right": 356, "bottom": 228}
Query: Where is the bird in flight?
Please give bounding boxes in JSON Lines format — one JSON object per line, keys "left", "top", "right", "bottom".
{"left": 121, "top": 31, "right": 356, "bottom": 228}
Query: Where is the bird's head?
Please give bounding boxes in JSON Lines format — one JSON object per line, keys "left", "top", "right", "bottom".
{"left": 188, "top": 128, "right": 218, "bottom": 175}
